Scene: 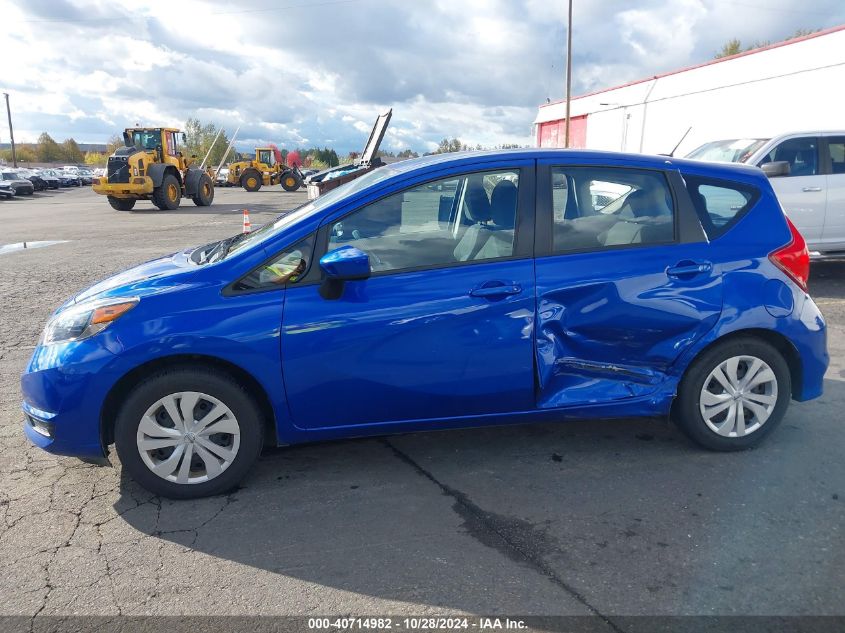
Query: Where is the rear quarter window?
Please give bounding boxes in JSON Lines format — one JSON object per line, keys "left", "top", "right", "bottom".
{"left": 683, "top": 175, "right": 759, "bottom": 239}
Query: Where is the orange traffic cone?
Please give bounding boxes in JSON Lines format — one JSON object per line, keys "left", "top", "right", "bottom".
{"left": 242, "top": 208, "right": 251, "bottom": 233}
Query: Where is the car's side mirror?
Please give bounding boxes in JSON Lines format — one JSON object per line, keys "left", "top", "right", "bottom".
{"left": 319, "top": 245, "right": 370, "bottom": 299}
{"left": 761, "top": 161, "right": 790, "bottom": 178}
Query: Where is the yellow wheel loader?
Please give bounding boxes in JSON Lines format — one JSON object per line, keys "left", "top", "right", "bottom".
{"left": 92, "top": 127, "right": 215, "bottom": 211}
{"left": 227, "top": 145, "right": 303, "bottom": 192}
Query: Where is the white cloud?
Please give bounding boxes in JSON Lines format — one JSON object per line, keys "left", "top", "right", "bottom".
{"left": 2, "top": 0, "right": 844, "bottom": 152}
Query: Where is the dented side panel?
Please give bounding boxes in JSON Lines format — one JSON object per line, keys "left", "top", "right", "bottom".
{"left": 534, "top": 243, "right": 722, "bottom": 409}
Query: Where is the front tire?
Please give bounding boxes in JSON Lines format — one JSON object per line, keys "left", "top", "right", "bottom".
{"left": 114, "top": 368, "right": 264, "bottom": 499}
{"left": 191, "top": 173, "right": 214, "bottom": 206}
{"left": 152, "top": 173, "right": 181, "bottom": 210}
{"left": 673, "top": 337, "right": 791, "bottom": 451}
{"left": 281, "top": 171, "right": 302, "bottom": 192}
{"left": 241, "top": 171, "right": 262, "bottom": 192}
{"left": 108, "top": 196, "right": 136, "bottom": 211}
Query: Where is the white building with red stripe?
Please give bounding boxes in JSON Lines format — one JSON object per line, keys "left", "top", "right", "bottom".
{"left": 534, "top": 25, "right": 845, "bottom": 156}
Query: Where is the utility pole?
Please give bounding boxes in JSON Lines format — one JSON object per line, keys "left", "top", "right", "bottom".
{"left": 4, "top": 93, "right": 16, "bottom": 167}
{"left": 564, "top": 0, "right": 573, "bottom": 148}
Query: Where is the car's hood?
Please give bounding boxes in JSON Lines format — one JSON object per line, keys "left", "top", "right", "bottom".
{"left": 70, "top": 250, "right": 197, "bottom": 306}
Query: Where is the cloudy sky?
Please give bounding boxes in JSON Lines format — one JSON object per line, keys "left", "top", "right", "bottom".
{"left": 2, "top": 0, "right": 844, "bottom": 154}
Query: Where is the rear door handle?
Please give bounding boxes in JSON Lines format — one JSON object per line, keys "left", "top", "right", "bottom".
{"left": 802, "top": 187, "right": 823, "bottom": 192}
{"left": 470, "top": 283, "right": 522, "bottom": 298}
{"left": 666, "top": 261, "right": 712, "bottom": 278}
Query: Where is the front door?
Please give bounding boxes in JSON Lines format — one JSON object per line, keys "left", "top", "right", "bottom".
{"left": 281, "top": 164, "right": 536, "bottom": 430}
{"left": 533, "top": 162, "right": 723, "bottom": 408}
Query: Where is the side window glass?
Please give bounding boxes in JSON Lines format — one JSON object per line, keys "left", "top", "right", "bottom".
{"left": 328, "top": 169, "right": 520, "bottom": 273}
{"left": 683, "top": 176, "right": 758, "bottom": 239}
{"left": 234, "top": 234, "right": 315, "bottom": 291}
{"left": 761, "top": 137, "right": 818, "bottom": 177}
{"left": 827, "top": 137, "right": 845, "bottom": 174}
{"left": 551, "top": 166, "right": 675, "bottom": 253}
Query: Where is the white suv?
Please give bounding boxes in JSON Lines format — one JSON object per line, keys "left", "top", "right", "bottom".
{"left": 687, "top": 132, "right": 845, "bottom": 256}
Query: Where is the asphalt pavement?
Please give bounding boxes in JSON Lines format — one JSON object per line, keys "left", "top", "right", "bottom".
{"left": 0, "top": 185, "right": 842, "bottom": 623}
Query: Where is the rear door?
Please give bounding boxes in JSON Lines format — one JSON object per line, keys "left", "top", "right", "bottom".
{"left": 533, "top": 160, "right": 722, "bottom": 409}
{"left": 821, "top": 135, "right": 845, "bottom": 251}
{"left": 757, "top": 136, "right": 826, "bottom": 246}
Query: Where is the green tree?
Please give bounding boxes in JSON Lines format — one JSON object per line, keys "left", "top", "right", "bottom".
{"left": 36, "top": 132, "right": 63, "bottom": 162}
{"left": 183, "top": 117, "right": 231, "bottom": 166}
{"left": 715, "top": 38, "right": 743, "bottom": 58}
{"left": 431, "top": 138, "right": 467, "bottom": 154}
{"left": 61, "top": 138, "right": 84, "bottom": 164}
{"left": 715, "top": 28, "right": 821, "bottom": 58}
{"left": 2, "top": 145, "right": 37, "bottom": 163}
{"left": 84, "top": 152, "right": 107, "bottom": 166}
{"left": 106, "top": 134, "right": 124, "bottom": 155}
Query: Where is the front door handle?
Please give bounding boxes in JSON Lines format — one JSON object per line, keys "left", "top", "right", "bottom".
{"left": 666, "top": 261, "right": 712, "bottom": 278}
{"left": 470, "top": 283, "right": 522, "bottom": 298}
{"left": 802, "top": 187, "right": 823, "bottom": 192}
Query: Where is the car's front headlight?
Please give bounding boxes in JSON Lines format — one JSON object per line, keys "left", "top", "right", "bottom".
{"left": 41, "top": 297, "right": 138, "bottom": 345}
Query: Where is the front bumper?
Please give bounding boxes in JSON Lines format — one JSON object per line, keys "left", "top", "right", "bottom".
{"left": 21, "top": 338, "right": 122, "bottom": 459}
{"left": 92, "top": 176, "right": 154, "bottom": 197}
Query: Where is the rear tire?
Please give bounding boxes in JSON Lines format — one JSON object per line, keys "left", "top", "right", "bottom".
{"left": 114, "top": 367, "right": 264, "bottom": 499}
{"left": 191, "top": 173, "right": 214, "bottom": 207}
{"left": 673, "top": 337, "right": 791, "bottom": 451}
{"left": 152, "top": 173, "right": 181, "bottom": 210}
{"left": 107, "top": 196, "right": 136, "bottom": 211}
{"left": 242, "top": 171, "right": 262, "bottom": 192}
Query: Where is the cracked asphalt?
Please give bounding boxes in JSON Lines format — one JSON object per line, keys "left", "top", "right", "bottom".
{"left": 1, "top": 186, "right": 843, "bottom": 623}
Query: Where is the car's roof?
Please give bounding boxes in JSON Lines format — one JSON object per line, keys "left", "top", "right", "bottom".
{"left": 378, "top": 148, "right": 764, "bottom": 180}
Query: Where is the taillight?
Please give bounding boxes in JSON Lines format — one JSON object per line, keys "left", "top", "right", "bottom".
{"left": 769, "top": 217, "right": 810, "bottom": 291}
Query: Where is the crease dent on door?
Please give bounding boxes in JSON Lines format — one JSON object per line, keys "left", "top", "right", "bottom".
{"left": 536, "top": 274, "right": 722, "bottom": 409}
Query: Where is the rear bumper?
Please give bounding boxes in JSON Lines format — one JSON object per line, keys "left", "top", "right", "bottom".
{"left": 792, "top": 295, "right": 828, "bottom": 401}
{"left": 92, "top": 176, "right": 153, "bottom": 197}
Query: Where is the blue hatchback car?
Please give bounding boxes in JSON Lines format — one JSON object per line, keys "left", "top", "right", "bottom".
{"left": 22, "top": 150, "right": 828, "bottom": 498}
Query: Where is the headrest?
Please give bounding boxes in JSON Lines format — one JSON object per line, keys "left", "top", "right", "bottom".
{"left": 464, "top": 184, "right": 491, "bottom": 223}
{"left": 490, "top": 180, "right": 517, "bottom": 228}
{"left": 623, "top": 189, "right": 652, "bottom": 217}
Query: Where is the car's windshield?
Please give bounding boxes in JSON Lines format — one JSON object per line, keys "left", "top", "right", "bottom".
{"left": 686, "top": 138, "right": 769, "bottom": 163}
{"left": 2, "top": 173, "right": 21, "bottom": 180}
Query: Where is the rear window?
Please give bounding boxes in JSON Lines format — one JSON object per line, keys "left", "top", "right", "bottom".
{"left": 683, "top": 175, "right": 759, "bottom": 239}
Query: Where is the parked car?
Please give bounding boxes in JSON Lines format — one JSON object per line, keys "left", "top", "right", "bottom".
{"left": 1, "top": 171, "right": 35, "bottom": 195}
{"left": 59, "top": 170, "right": 82, "bottom": 187}
{"left": 215, "top": 167, "right": 230, "bottom": 187}
{"left": 19, "top": 169, "right": 48, "bottom": 191}
{"left": 687, "top": 132, "right": 845, "bottom": 256}
{"left": 35, "top": 169, "right": 60, "bottom": 189}
{"left": 77, "top": 169, "right": 94, "bottom": 185}
{"left": 21, "top": 150, "right": 827, "bottom": 499}
{"left": 0, "top": 182, "right": 12, "bottom": 199}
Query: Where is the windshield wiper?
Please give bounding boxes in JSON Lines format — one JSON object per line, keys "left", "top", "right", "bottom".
{"left": 206, "top": 232, "right": 249, "bottom": 264}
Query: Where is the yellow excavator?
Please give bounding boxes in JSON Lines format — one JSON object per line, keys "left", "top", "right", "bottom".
{"left": 92, "top": 127, "right": 214, "bottom": 211}
{"left": 227, "top": 145, "right": 303, "bottom": 192}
